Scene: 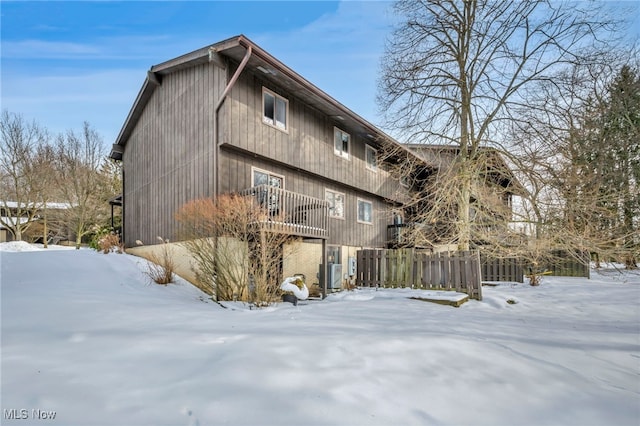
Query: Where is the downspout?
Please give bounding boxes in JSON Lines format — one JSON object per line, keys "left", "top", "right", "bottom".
{"left": 209, "top": 41, "right": 251, "bottom": 302}
{"left": 212, "top": 42, "right": 252, "bottom": 199}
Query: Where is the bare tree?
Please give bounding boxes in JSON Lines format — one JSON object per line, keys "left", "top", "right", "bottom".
{"left": 378, "top": 0, "right": 625, "bottom": 251}
{"left": 506, "top": 54, "right": 639, "bottom": 271}
{"left": 0, "top": 110, "right": 49, "bottom": 241}
{"left": 55, "top": 122, "right": 108, "bottom": 249}
{"left": 32, "top": 143, "right": 59, "bottom": 247}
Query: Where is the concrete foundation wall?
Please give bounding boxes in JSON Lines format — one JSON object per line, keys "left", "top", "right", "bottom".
{"left": 129, "top": 239, "right": 369, "bottom": 298}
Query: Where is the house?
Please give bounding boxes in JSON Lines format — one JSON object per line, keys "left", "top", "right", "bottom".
{"left": 109, "top": 35, "right": 415, "bottom": 293}
{"left": 386, "top": 144, "right": 524, "bottom": 249}
{"left": 0, "top": 201, "right": 72, "bottom": 244}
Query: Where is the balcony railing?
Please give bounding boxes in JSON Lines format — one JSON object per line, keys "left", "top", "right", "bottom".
{"left": 239, "top": 185, "right": 329, "bottom": 239}
{"left": 387, "top": 223, "right": 418, "bottom": 248}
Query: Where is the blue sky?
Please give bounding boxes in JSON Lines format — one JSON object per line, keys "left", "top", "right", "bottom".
{"left": 2, "top": 1, "right": 639, "bottom": 148}
{"left": 1, "top": 0, "right": 394, "bottom": 146}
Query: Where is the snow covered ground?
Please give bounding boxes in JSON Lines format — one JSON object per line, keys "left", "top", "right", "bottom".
{"left": 1, "top": 242, "right": 639, "bottom": 426}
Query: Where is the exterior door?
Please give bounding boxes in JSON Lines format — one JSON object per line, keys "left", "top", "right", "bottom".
{"left": 252, "top": 169, "right": 284, "bottom": 215}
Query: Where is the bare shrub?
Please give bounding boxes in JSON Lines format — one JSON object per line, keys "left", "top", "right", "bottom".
{"left": 176, "top": 194, "right": 295, "bottom": 305}
{"left": 98, "top": 232, "right": 123, "bottom": 254}
{"left": 139, "top": 237, "right": 175, "bottom": 285}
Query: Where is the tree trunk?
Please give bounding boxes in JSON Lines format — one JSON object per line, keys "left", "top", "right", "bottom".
{"left": 42, "top": 204, "right": 48, "bottom": 249}
{"left": 458, "top": 166, "right": 471, "bottom": 251}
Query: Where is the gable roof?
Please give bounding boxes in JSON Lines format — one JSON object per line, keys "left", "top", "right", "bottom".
{"left": 110, "top": 34, "right": 407, "bottom": 160}
{"left": 404, "top": 144, "right": 525, "bottom": 194}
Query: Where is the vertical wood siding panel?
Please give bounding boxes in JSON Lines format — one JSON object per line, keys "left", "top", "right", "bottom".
{"left": 241, "top": 72, "right": 249, "bottom": 156}
{"left": 248, "top": 75, "right": 256, "bottom": 156}
{"left": 194, "top": 64, "right": 201, "bottom": 200}
{"left": 288, "top": 100, "right": 297, "bottom": 166}
{"left": 205, "top": 64, "right": 211, "bottom": 197}
{"left": 238, "top": 72, "right": 246, "bottom": 150}
{"left": 207, "top": 62, "right": 215, "bottom": 197}
{"left": 199, "top": 64, "right": 206, "bottom": 195}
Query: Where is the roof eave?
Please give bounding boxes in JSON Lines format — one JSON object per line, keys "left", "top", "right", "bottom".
{"left": 109, "top": 34, "right": 411, "bottom": 161}
{"left": 109, "top": 36, "right": 242, "bottom": 160}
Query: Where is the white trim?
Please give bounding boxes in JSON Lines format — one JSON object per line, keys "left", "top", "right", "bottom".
{"left": 333, "top": 127, "right": 350, "bottom": 160}
{"left": 365, "top": 144, "right": 377, "bottom": 172}
{"left": 251, "top": 166, "right": 285, "bottom": 189}
{"left": 262, "top": 87, "right": 289, "bottom": 133}
{"left": 356, "top": 198, "right": 373, "bottom": 225}
{"left": 325, "top": 188, "right": 346, "bottom": 220}
{"left": 400, "top": 175, "right": 411, "bottom": 189}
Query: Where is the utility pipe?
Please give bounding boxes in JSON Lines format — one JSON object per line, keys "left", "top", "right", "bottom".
{"left": 212, "top": 42, "right": 252, "bottom": 198}
{"left": 215, "top": 44, "right": 252, "bottom": 114}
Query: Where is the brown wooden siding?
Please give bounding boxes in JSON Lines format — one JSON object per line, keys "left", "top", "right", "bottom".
{"left": 123, "top": 58, "right": 399, "bottom": 249}
{"left": 122, "top": 62, "right": 226, "bottom": 247}
{"left": 222, "top": 67, "right": 400, "bottom": 202}
{"left": 219, "top": 149, "right": 390, "bottom": 247}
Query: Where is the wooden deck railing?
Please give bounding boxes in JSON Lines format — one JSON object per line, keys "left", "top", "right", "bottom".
{"left": 239, "top": 185, "right": 329, "bottom": 239}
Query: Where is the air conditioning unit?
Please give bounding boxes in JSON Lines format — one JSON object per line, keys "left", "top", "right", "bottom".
{"left": 328, "top": 263, "right": 342, "bottom": 290}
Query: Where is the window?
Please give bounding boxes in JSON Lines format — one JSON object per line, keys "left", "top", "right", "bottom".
{"left": 252, "top": 167, "right": 284, "bottom": 189}
{"left": 365, "top": 144, "right": 377, "bottom": 171}
{"left": 400, "top": 175, "right": 411, "bottom": 188}
{"left": 252, "top": 167, "right": 284, "bottom": 215}
{"left": 334, "top": 127, "right": 350, "bottom": 159}
{"left": 325, "top": 189, "right": 345, "bottom": 219}
{"left": 263, "top": 88, "right": 288, "bottom": 131}
{"left": 357, "top": 199, "right": 373, "bottom": 224}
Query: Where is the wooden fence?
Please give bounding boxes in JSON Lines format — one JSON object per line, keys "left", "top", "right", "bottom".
{"left": 481, "top": 257, "right": 525, "bottom": 283}
{"left": 481, "top": 250, "right": 590, "bottom": 283}
{"left": 356, "top": 249, "right": 483, "bottom": 300}
{"left": 546, "top": 250, "right": 591, "bottom": 278}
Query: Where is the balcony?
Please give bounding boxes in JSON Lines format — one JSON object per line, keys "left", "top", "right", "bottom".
{"left": 387, "top": 220, "right": 526, "bottom": 249}
{"left": 239, "top": 185, "right": 329, "bottom": 239}
{"left": 387, "top": 221, "right": 454, "bottom": 248}
{"left": 387, "top": 223, "right": 418, "bottom": 248}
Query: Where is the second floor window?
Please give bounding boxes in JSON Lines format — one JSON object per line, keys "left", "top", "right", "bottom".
{"left": 334, "top": 127, "right": 350, "bottom": 159}
{"left": 325, "top": 189, "right": 345, "bottom": 219}
{"left": 263, "top": 88, "right": 288, "bottom": 131}
{"left": 357, "top": 199, "right": 373, "bottom": 224}
{"left": 365, "top": 144, "right": 377, "bottom": 171}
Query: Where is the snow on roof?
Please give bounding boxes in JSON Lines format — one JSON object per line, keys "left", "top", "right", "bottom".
{"left": 2, "top": 201, "right": 73, "bottom": 210}
{"left": 1, "top": 216, "right": 31, "bottom": 227}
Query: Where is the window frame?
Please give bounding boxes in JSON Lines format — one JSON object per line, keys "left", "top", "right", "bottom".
{"left": 333, "top": 127, "right": 350, "bottom": 160}
{"left": 251, "top": 166, "right": 285, "bottom": 189}
{"left": 262, "top": 87, "right": 289, "bottom": 133}
{"left": 365, "top": 144, "right": 378, "bottom": 172}
{"left": 325, "top": 188, "right": 346, "bottom": 220}
{"left": 356, "top": 198, "right": 373, "bottom": 225}
{"left": 400, "top": 175, "right": 411, "bottom": 189}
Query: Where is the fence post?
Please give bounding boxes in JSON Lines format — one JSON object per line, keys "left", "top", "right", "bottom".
{"left": 356, "top": 250, "right": 363, "bottom": 286}
{"left": 411, "top": 250, "right": 422, "bottom": 288}
{"left": 473, "top": 250, "right": 483, "bottom": 300}
{"left": 377, "top": 250, "right": 385, "bottom": 288}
